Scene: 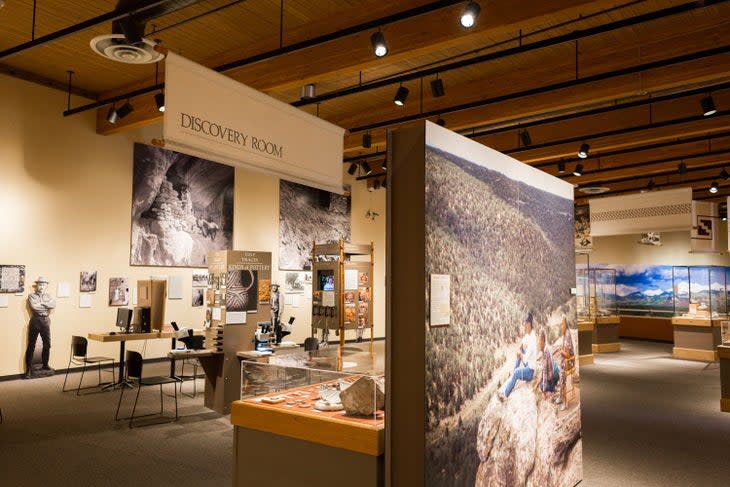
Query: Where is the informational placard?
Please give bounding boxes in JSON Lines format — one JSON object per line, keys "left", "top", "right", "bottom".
{"left": 344, "top": 269, "right": 358, "bottom": 291}
{"left": 168, "top": 275, "right": 183, "bottom": 300}
{"left": 227, "top": 311, "right": 247, "bottom": 324}
{"left": 0, "top": 295, "right": 8, "bottom": 307}
{"left": 79, "top": 294, "right": 92, "bottom": 308}
{"left": 322, "top": 291, "right": 336, "bottom": 307}
{"left": 57, "top": 282, "right": 70, "bottom": 298}
{"left": 212, "top": 307, "right": 222, "bottom": 321}
{"left": 164, "top": 52, "right": 345, "bottom": 194}
{"left": 429, "top": 274, "right": 451, "bottom": 327}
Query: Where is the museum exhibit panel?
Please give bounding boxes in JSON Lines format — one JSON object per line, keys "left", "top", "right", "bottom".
{"left": 576, "top": 254, "right": 594, "bottom": 365}
{"left": 591, "top": 268, "right": 621, "bottom": 353}
{"left": 232, "top": 362, "right": 384, "bottom": 486}
{"left": 672, "top": 265, "right": 728, "bottom": 361}
{"left": 388, "top": 121, "right": 581, "bottom": 487}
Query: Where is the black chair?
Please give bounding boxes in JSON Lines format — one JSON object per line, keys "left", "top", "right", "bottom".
{"left": 178, "top": 335, "right": 204, "bottom": 397}
{"left": 304, "top": 337, "right": 319, "bottom": 351}
{"left": 62, "top": 336, "right": 115, "bottom": 395}
{"left": 115, "top": 350, "right": 178, "bottom": 428}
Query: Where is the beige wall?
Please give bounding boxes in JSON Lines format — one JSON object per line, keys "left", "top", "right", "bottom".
{"left": 0, "top": 74, "right": 385, "bottom": 376}
{"left": 589, "top": 229, "right": 730, "bottom": 266}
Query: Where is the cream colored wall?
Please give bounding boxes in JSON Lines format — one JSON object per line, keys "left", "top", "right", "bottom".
{"left": 0, "top": 74, "right": 386, "bottom": 376}
{"left": 589, "top": 229, "right": 730, "bottom": 266}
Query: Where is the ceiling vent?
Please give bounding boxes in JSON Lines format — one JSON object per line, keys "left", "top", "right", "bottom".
{"left": 90, "top": 34, "right": 163, "bottom": 64}
{"left": 578, "top": 186, "right": 611, "bottom": 195}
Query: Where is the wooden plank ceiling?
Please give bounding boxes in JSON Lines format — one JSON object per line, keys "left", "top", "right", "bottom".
{"left": 2, "top": 0, "right": 729, "bottom": 205}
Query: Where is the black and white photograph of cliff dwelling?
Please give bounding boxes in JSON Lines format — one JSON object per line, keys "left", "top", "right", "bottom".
{"left": 130, "top": 143, "right": 234, "bottom": 267}
{"left": 278, "top": 180, "right": 351, "bottom": 270}
{"left": 423, "top": 139, "right": 580, "bottom": 487}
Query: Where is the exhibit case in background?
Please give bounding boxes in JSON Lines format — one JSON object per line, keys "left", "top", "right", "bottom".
{"left": 671, "top": 265, "right": 729, "bottom": 361}
{"left": 590, "top": 268, "right": 621, "bottom": 353}
{"left": 232, "top": 362, "right": 385, "bottom": 487}
{"left": 576, "top": 254, "right": 594, "bottom": 365}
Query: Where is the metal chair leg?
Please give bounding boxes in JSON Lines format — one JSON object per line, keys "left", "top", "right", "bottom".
{"left": 77, "top": 364, "right": 87, "bottom": 396}
{"left": 173, "top": 381, "right": 178, "bottom": 421}
{"left": 62, "top": 356, "right": 73, "bottom": 392}
{"left": 115, "top": 386, "right": 126, "bottom": 421}
{"left": 129, "top": 384, "right": 143, "bottom": 428}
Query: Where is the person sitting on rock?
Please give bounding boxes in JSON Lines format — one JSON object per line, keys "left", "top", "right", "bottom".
{"left": 499, "top": 312, "right": 537, "bottom": 399}
{"left": 555, "top": 316, "right": 575, "bottom": 410}
{"left": 538, "top": 328, "right": 560, "bottom": 400}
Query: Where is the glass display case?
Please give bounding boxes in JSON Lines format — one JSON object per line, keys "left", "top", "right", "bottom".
{"left": 721, "top": 320, "right": 730, "bottom": 345}
{"left": 575, "top": 254, "right": 591, "bottom": 324}
{"left": 672, "top": 266, "right": 729, "bottom": 321}
{"left": 591, "top": 268, "right": 618, "bottom": 321}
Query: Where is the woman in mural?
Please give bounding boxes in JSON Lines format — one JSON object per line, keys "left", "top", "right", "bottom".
{"left": 555, "top": 316, "right": 575, "bottom": 410}
{"left": 538, "top": 328, "right": 560, "bottom": 399}
{"left": 499, "top": 312, "right": 537, "bottom": 399}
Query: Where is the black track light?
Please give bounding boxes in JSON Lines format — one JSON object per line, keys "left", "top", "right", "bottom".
{"left": 430, "top": 78, "right": 445, "bottom": 98}
{"left": 436, "top": 117, "right": 446, "bottom": 126}
{"left": 678, "top": 162, "right": 687, "bottom": 175}
{"left": 155, "top": 92, "right": 165, "bottom": 112}
{"left": 373, "top": 180, "right": 381, "bottom": 191}
{"left": 116, "top": 101, "right": 134, "bottom": 119}
{"left": 573, "top": 164, "right": 584, "bottom": 177}
{"left": 381, "top": 178, "right": 387, "bottom": 189}
{"left": 106, "top": 105, "right": 119, "bottom": 124}
{"left": 647, "top": 179, "right": 656, "bottom": 190}
{"left": 701, "top": 96, "right": 717, "bottom": 116}
{"left": 362, "top": 132, "right": 372, "bottom": 148}
{"left": 361, "top": 161, "right": 372, "bottom": 176}
{"left": 460, "top": 1, "right": 481, "bottom": 28}
{"left": 721, "top": 169, "right": 730, "bottom": 181}
{"left": 371, "top": 31, "right": 388, "bottom": 58}
{"left": 557, "top": 161, "right": 565, "bottom": 174}
{"left": 519, "top": 129, "right": 532, "bottom": 147}
{"left": 381, "top": 159, "right": 387, "bottom": 171}
{"left": 393, "top": 85, "right": 409, "bottom": 106}
{"left": 710, "top": 181, "right": 719, "bottom": 194}
{"left": 347, "top": 163, "right": 358, "bottom": 175}
{"left": 577, "top": 143, "right": 590, "bottom": 159}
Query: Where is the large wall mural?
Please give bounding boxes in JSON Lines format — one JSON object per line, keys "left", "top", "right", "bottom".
{"left": 424, "top": 144, "right": 581, "bottom": 487}
{"left": 278, "top": 180, "right": 351, "bottom": 270}
{"left": 130, "top": 143, "right": 234, "bottom": 267}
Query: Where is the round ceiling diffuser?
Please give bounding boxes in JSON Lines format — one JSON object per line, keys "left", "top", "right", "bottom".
{"left": 90, "top": 34, "right": 164, "bottom": 64}
{"left": 578, "top": 186, "right": 611, "bottom": 195}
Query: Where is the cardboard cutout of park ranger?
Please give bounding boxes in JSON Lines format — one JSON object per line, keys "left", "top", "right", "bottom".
{"left": 24, "top": 276, "right": 56, "bottom": 379}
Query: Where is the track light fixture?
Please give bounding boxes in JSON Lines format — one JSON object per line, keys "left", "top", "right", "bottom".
{"left": 647, "top": 179, "right": 656, "bottom": 190}
{"left": 347, "top": 163, "right": 358, "bottom": 175}
{"left": 678, "top": 161, "right": 687, "bottom": 175}
{"left": 573, "top": 164, "right": 584, "bottom": 177}
{"left": 154, "top": 92, "right": 165, "bottom": 112}
{"left": 557, "top": 161, "right": 565, "bottom": 174}
{"left": 361, "top": 161, "right": 372, "bottom": 176}
{"left": 371, "top": 31, "right": 388, "bottom": 58}
{"left": 430, "top": 77, "right": 445, "bottom": 98}
{"left": 721, "top": 169, "right": 730, "bottom": 181}
{"left": 460, "top": 1, "right": 481, "bottom": 28}
{"left": 710, "top": 181, "right": 719, "bottom": 194}
{"left": 577, "top": 143, "right": 590, "bottom": 159}
{"left": 362, "top": 132, "right": 372, "bottom": 148}
{"left": 373, "top": 180, "right": 382, "bottom": 191}
{"left": 519, "top": 129, "right": 532, "bottom": 147}
{"left": 300, "top": 83, "right": 316, "bottom": 100}
{"left": 436, "top": 117, "right": 446, "bottom": 126}
{"left": 701, "top": 96, "right": 717, "bottom": 116}
{"left": 393, "top": 85, "right": 409, "bottom": 106}
{"left": 381, "top": 160, "right": 387, "bottom": 171}
{"left": 106, "top": 105, "right": 119, "bottom": 124}
{"left": 116, "top": 100, "right": 134, "bottom": 119}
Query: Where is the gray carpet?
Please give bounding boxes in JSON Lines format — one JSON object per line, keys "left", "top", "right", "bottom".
{"left": 1, "top": 340, "right": 728, "bottom": 486}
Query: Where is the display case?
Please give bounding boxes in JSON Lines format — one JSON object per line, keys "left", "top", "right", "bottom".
{"left": 671, "top": 266, "right": 728, "bottom": 361}
{"left": 575, "top": 254, "right": 594, "bottom": 365}
{"left": 591, "top": 268, "right": 619, "bottom": 323}
{"left": 232, "top": 362, "right": 385, "bottom": 487}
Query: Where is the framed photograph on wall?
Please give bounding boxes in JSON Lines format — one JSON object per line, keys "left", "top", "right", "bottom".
{"left": 108, "top": 277, "right": 130, "bottom": 306}
{"left": 80, "top": 271, "right": 97, "bottom": 292}
{"left": 0, "top": 264, "right": 25, "bottom": 293}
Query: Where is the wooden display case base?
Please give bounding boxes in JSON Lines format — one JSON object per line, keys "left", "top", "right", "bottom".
{"left": 672, "top": 347, "right": 718, "bottom": 362}
{"left": 592, "top": 342, "right": 620, "bottom": 353}
{"left": 721, "top": 398, "right": 730, "bottom": 413}
{"left": 579, "top": 354, "right": 594, "bottom": 366}
{"left": 596, "top": 316, "right": 620, "bottom": 325}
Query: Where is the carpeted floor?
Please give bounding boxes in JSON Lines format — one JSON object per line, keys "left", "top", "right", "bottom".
{"left": 1, "top": 339, "right": 728, "bottom": 486}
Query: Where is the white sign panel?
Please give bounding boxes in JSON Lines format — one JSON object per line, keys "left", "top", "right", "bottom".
{"left": 429, "top": 274, "right": 451, "bottom": 327}
{"left": 163, "top": 52, "right": 345, "bottom": 194}
{"left": 589, "top": 187, "right": 692, "bottom": 236}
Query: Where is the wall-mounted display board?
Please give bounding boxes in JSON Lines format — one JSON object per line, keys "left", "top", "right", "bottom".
{"left": 207, "top": 250, "right": 272, "bottom": 414}
{"left": 388, "top": 121, "right": 581, "bottom": 487}
{"left": 311, "top": 240, "right": 374, "bottom": 364}
{"left": 671, "top": 265, "right": 729, "bottom": 361}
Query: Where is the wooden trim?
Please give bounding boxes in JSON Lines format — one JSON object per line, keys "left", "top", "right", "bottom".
{"left": 592, "top": 342, "right": 621, "bottom": 353}
{"left": 596, "top": 316, "right": 620, "bottom": 325}
{"left": 230, "top": 400, "right": 384, "bottom": 456}
{"left": 721, "top": 398, "right": 730, "bottom": 413}
{"left": 577, "top": 321, "right": 594, "bottom": 332}
{"left": 672, "top": 347, "right": 718, "bottom": 362}
{"left": 717, "top": 345, "right": 730, "bottom": 360}
{"left": 671, "top": 317, "right": 719, "bottom": 327}
{"left": 579, "top": 354, "right": 594, "bottom": 366}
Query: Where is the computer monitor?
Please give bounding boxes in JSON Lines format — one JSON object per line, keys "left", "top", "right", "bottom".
{"left": 131, "top": 306, "right": 151, "bottom": 333}
{"left": 318, "top": 270, "right": 335, "bottom": 291}
{"left": 116, "top": 307, "right": 132, "bottom": 332}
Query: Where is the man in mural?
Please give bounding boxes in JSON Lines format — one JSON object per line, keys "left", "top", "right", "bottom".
{"left": 555, "top": 316, "right": 575, "bottom": 410}
{"left": 500, "top": 311, "right": 537, "bottom": 399}
{"left": 538, "top": 328, "right": 560, "bottom": 399}
{"left": 24, "top": 276, "right": 56, "bottom": 379}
